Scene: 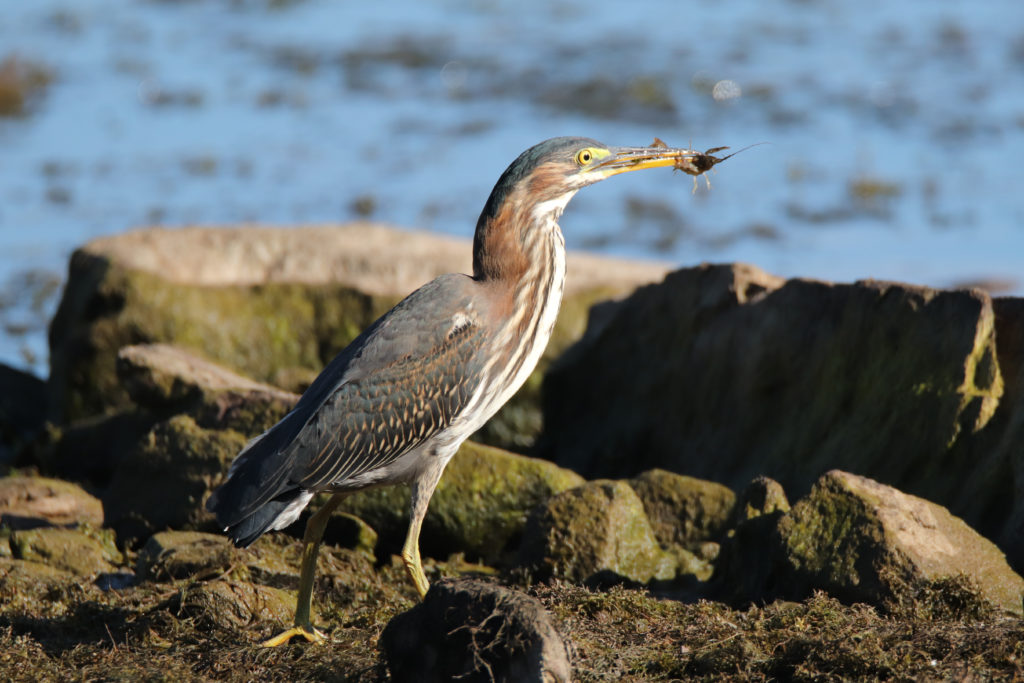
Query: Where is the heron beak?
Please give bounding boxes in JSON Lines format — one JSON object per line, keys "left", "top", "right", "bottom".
{"left": 592, "top": 145, "right": 700, "bottom": 178}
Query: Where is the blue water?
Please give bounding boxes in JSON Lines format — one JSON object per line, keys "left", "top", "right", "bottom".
{"left": 2, "top": 0, "right": 1023, "bottom": 377}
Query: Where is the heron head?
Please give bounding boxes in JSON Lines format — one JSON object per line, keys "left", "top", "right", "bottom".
{"left": 479, "top": 136, "right": 700, "bottom": 225}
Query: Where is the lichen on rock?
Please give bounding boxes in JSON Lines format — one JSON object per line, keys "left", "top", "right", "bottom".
{"left": 776, "top": 470, "right": 1024, "bottom": 615}
{"left": 10, "top": 525, "right": 123, "bottom": 577}
{"left": 102, "top": 414, "right": 248, "bottom": 546}
{"left": 339, "top": 440, "right": 584, "bottom": 566}
{"left": 518, "top": 479, "right": 677, "bottom": 584}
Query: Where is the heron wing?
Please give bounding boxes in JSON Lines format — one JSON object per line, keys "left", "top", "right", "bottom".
{"left": 287, "top": 310, "right": 484, "bottom": 489}
{"left": 209, "top": 273, "right": 487, "bottom": 524}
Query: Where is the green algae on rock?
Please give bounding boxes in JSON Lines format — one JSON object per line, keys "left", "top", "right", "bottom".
{"left": 718, "top": 470, "right": 1024, "bottom": 615}
{"left": 136, "top": 530, "right": 236, "bottom": 582}
{"left": 102, "top": 414, "right": 248, "bottom": 546}
{"left": 339, "top": 440, "right": 584, "bottom": 566}
{"left": 776, "top": 470, "right": 1024, "bottom": 615}
{"left": 541, "top": 263, "right": 1020, "bottom": 569}
{"left": 627, "top": 468, "right": 735, "bottom": 549}
{"left": 0, "top": 556, "right": 74, "bottom": 588}
{"left": 9, "top": 525, "right": 122, "bottom": 577}
{"left": 47, "top": 225, "right": 668, "bottom": 455}
{"left": 518, "top": 479, "right": 676, "bottom": 584}
{"left": 730, "top": 475, "right": 791, "bottom": 524}
{"left": 169, "top": 579, "right": 297, "bottom": 634}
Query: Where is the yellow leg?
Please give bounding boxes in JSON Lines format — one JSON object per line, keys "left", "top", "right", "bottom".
{"left": 400, "top": 463, "right": 447, "bottom": 600}
{"left": 400, "top": 511, "right": 430, "bottom": 599}
{"left": 261, "top": 493, "right": 346, "bottom": 647}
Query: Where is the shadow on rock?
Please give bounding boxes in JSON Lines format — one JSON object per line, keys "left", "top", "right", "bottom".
{"left": 381, "top": 577, "right": 570, "bottom": 683}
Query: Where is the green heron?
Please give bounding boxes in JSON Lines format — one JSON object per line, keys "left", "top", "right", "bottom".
{"left": 206, "top": 136, "right": 708, "bottom": 646}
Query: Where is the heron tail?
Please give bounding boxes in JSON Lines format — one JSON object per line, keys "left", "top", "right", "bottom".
{"left": 205, "top": 417, "right": 313, "bottom": 547}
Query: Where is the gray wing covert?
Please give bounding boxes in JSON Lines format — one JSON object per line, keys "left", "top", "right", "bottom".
{"left": 285, "top": 279, "right": 487, "bottom": 490}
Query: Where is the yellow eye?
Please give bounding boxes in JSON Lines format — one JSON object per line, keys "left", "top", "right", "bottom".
{"left": 576, "top": 149, "right": 594, "bottom": 165}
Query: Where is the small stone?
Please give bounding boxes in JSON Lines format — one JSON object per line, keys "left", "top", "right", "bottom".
{"left": 0, "top": 556, "right": 74, "bottom": 584}
{"left": 172, "top": 579, "right": 296, "bottom": 633}
{"left": 136, "top": 530, "right": 235, "bottom": 582}
{"left": 0, "top": 476, "right": 104, "bottom": 529}
{"left": 731, "top": 475, "right": 790, "bottom": 525}
{"left": 381, "top": 578, "right": 571, "bottom": 683}
{"left": 10, "top": 526, "right": 122, "bottom": 577}
{"left": 518, "top": 480, "right": 676, "bottom": 584}
{"left": 628, "top": 468, "right": 736, "bottom": 547}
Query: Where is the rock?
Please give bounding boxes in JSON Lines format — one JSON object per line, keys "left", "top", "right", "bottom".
{"left": 0, "top": 476, "right": 104, "bottom": 529}
{"left": 781, "top": 471, "right": 1024, "bottom": 614}
{"left": 0, "top": 557, "right": 75, "bottom": 585}
{"left": 712, "top": 476, "right": 794, "bottom": 602}
{"left": 724, "top": 471, "right": 1024, "bottom": 614}
{"left": 32, "top": 410, "right": 158, "bottom": 486}
{"left": 136, "top": 530, "right": 235, "bottom": 582}
{"left": 957, "top": 296, "right": 1024, "bottom": 569}
{"left": 625, "top": 470, "right": 735, "bottom": 582}
{"left": 381, "top": 577, "right": 571, "bottom": 683}
{"left": 339, "top": 441, "right": 584, "bottom": 565}
{"left": 321, "top": 512, "right": 378, "bottom": 558}
{"left": 9, "top": 526, "right": 122, "bottom": 577}
{"left": 730, "top": 475, "right": 791, "bottom": 525}
{"left": 101, "top": 414, "right": 248, "bottom": 546}
{"left": 170, "top": 579, "right": 296, "bottom": 633}
{"left": 116, "top": 343, "right": 299, "bottom": 433}
{"left": 518, "top": 480, "right": 676, "bottom": 584}
{"left": 48, "top": 224, "right": 667, "bottom": 451}
{"left": 627, "top": 469, "right": 735, "bottom": 548}
{"left": 0, "top": 363, "right": 47, "bottom": 464}
{"left": 541, "top": 264, "right": 1019, "bottom": 560}
{"left": 36, "top": 346, "right": 297, "bottom": 511}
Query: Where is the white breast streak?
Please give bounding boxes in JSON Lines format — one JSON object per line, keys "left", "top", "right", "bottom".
{"left": 444, "top": 197, "right": 571, "bottom": 443}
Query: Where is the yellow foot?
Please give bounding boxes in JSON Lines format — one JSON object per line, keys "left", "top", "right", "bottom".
{"left": 261, "top": 624, "right": 326, "bottom": 647}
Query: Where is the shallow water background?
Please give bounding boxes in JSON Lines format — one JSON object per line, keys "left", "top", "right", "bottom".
{"left": 2, "top": 0, "right": 1023, "bottom": 376}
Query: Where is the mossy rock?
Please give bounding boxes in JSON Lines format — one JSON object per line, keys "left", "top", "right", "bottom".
{"left": 628, "top": 469, "right": 736, "bottom": 549}
{"left": 776, "top": 470, "right": 1024, "bottom": 615}
{"left": 116, "top": 343, "right": 299, "bottom": 435}
{"left": 338, "top": 441, "right": 585, "bottom": 565}
{"left": 102, "top": 414, "right": 248, "bottom": 546}
{"left": 0, "top": 556, "right": 75, "bottom": 586}
{"left": 730, "top": 475, "right": 791, "bottom": 525}
{"left": 541, "top": 265, "right": 1018, "bottom": 556}
{"left": 48, "top": 225, "right": 667, "bottom": 453}
{"left": 9, "top": 525, "right": 122, "bottom": 577}
{"left": 136, "top": 530, "right": 236, "bottom": 582}
{"left": 49, "top": 249, "right": 390, "bottom": 423}
{"left": 170, "top": 579, "right": 296, "bottom": 634}
{"left": 518, "top": 479, "right": 676, "bottom": 584}
{"left": 721, "top": 470, "right": 1024, "bottom": 615}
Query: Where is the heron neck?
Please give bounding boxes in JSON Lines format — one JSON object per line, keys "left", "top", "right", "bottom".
{"left": 472, "top": 186, "right": 574, "bottom": 286}
{"left": 464, "top": 204, "right": 567, "bottom": 427}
